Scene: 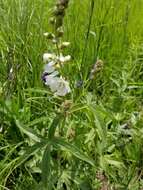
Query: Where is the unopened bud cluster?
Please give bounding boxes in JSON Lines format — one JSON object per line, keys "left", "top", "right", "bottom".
{"left": 45, "top": 0, "right": 70, "bottom": 40}
{"left": 53, "top": 0, "right": 69, "bottom": 29}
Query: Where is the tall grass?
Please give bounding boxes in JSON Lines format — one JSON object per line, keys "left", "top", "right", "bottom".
{"left": 1, "top": 0, "right": 143, "bottom": 189}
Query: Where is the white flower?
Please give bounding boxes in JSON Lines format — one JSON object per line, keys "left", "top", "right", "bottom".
{"left": 43, "top": 53, "right": 56, "bottom": 62}
{"left": 62, "top": 42, "right": 70, "bottom": 46}
{"left": 50, "top": 70, "right": 59, "bottom": 77}
{"left": 44, "top": 61, "right": 56, "bottom": 73}
{"left": 45, "top": 75, "right": 71, "bottom": 96}
{"left": 43, "top": 32, "right": 49, "bottom": 37}
{"left": 10, "top": 67, "right": 13, "bottom": 74}
{"left": 58, "top": 54, "right": 71, "bottom": 63}
{"left": 55, "top": 77, "right": 71, "bottom": 96}
{"left": 60, "top": 42, "right": 70, "bottom": 48}
{"left": 45, "top": 75, "right": 59, "bottom": 91}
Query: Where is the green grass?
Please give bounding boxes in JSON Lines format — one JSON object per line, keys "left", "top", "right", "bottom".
{"left": 1, "top": 0, "right": 143, "bottom": 189}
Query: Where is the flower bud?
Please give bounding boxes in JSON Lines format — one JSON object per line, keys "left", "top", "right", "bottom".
{"left": 49, "top": 17, "right": 55, "bottom": 25}
{"left": 59, "top": 0, "right": 69, "bottom": 8}
{"left": 55, "top": 16, "right": 64, "bottom": 28}
{"left": 53, "top": 6, "right": 65, "bottom": 16}
{"left": 43, "top": 53, "right": 56, "bottom": 62}
{"left": 56, "top": 27, "right": 64, "bottom": 37}
{"left": 59, "top": 42, "right": 70, "bottom": 49}
{"left": 52, "top": 38, "right": 58, "bottom": 44}
{"left": 43, "top": 32, "right": 55, "bottom": 40}
{"left": 58, "top": 54, "right": 71, "bottom": 63}
{"left": 56, "top": 4, "right": 65, "bottom": 12}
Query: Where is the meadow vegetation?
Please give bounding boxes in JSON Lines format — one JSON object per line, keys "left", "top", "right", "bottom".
{"left": 1, "top": 0, "right": 143, "bottom": 189}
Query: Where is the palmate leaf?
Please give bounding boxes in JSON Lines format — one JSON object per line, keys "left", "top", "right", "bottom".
{"left": 54, "top": 137, "right": 95, "bottom": 167}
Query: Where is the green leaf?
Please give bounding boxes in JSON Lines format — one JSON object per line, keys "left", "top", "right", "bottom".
{"left": 80, "top": 180, "right": 92, "bottom": 190}
{"left": 104, "top": 155, "right": 124, "bottom": 168}
{"left": 70, "top": 104, "right": 88, "bottom": 113}
{"left": 15, "top": 141, "right": 46, "bottom": 169}
{"left": 54, "top": 138, "right": 95, "bottom": 167}
{"left": 41, "top": 144, "right": 51, "bottom": 188}
{"left": 26, "top": 116, "right": 49, "bottom": 127}
{"left": 48, "top": 114, "right": 63, "bottom": 139}
{"left": 15, "top": 119, "right": 42, "bottom": 142}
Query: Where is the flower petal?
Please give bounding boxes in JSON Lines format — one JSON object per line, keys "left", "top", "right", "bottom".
{"left": 44, "top": 61, "right": 56, "bottom": 73}
{"left": 54, "top": 77, "right": 71, "bottom": 96}
{"left": 58, "top": 54, "right": 71, "bottom": 63}
{"left": 43, "top": 53, "right": 56, "bottom": 62}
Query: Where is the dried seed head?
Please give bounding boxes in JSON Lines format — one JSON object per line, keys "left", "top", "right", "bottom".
{"left": 93, "top": 59, "right": 104, "bottom": 71}
{"left": 89, "top": 59, "right": 104, "bottom": 79}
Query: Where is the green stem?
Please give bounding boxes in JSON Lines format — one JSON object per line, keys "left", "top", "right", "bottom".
{"left": 80, "top": 0, "right": 95, "bottom": 79}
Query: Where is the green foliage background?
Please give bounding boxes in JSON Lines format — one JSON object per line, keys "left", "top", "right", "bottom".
{"left": 1, "top": 0, "right": 143, "bottom": 189}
